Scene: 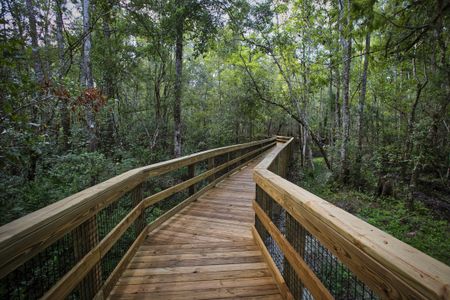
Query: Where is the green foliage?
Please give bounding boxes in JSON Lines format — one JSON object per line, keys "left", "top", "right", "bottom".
{"left": 0, "top": 151, "right": 140, "bottom": 225}
{"left": 359, "top": 199, "right": 450, "bottom": 265}
{"left": 293, "top": 157, "right": 450, "bottom": 266}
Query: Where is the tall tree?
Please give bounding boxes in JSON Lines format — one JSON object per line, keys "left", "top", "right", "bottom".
{"left": 101, "top": 2, "right": 118, "bottom": 148}
{"left": 81, "top": 0, "right": 97, "bottom": 152}
{"left": 158, "top": 0, "right": 223, "bottom": 157}
{"left": 25, "top": 0, "right": 45, "bottom": 85}
{"left": 173, "top": 19, "right": 183, "bottom": 157}
{"left": 55, "top": 0, "right": 71, "bottom": 150}
{"left": 355, "top": 32, "right": 370, "bottom": 182}
{"left": 25, "top": 0, "right": 46, "bottom": 181}
{"left": 339, "top": 0, "right": 352, "bottom": 183}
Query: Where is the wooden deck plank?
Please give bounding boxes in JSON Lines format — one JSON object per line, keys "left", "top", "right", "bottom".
{"left": 112, "top": 277, "right": 276, "bottom": 293}
{"left": 109, "top": 158, "right": 283, "bottom": 299}
{"left": 135, "top": 246, "right": 260, "bottom": 256}
{"left": 131, "top": 251, "right": 263, "bottom": 262}
{"left": 109, "top": 285, "right": 281, "bottom": 300}
{"left": 117, "top": 269, "right": 272, "bottom": 285}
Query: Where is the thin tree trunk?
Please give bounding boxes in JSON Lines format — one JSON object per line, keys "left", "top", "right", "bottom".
{"left": 339, "top": 0, "right": 352, "bottom": 184}
{"left": 25, "top": 0, "right": 44, "bottom": 85}
{"left": 266, "top": 118, "right": 272, "bottom": 136}
{"left": 154, "top": 64, "right": 163, "bottom": 126}
{"left": 42, "top": 5, "right": 51, "bottom": 81}
{"left": 406, "top": 58, "right": 427, "bottom": 157}
{"left": 154, "top": 60, "right": 167, "bottom": 148}
{"left": 356, "top": 32, "right": 370, "bottom": 182}
{"left": 56, "top": 0, "right": 65, "bottom": 81}
{"left": 334, "top": 70, "right": 341, "bottom": 141}
{"left": 82, "top": 0, "right": 97, "bottom": 152}
{"left": 303, "top": 127, "right": 314, "bottom": 170}
{"left": 25, "top": 0, "right": 44, "bottom": 180}
{"left": 408, "top": 160, "right": 419, "bottom": 210}
{"left": 298, "top": 124, "right": 304, "bottom": 167}
{"left": 173, "top": 21, "right": 183, "bottom": 157}
{"left": 102, "top": 10, "right": 116, "bottom": 148}
{"left": 56, "top": 0, "right": 71, "bottom": 151}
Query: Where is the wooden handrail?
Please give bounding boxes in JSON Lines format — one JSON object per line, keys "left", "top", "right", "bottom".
{"left": 253, "top": 137, "right": 450, "bottom": 299}
{"left": 0, "top": 137, "right": 275, "bottom": 284}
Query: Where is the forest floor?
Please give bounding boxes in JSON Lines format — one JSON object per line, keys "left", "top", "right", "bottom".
{"left": 289, "top": 158, "right": 450, "bottom": 266}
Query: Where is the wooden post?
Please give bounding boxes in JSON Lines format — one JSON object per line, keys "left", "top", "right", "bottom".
{"left": 208, "top": 158, "right": 215, "bottom": 183}
{"left": 280, "top": 148, "right": 287, "bottom": 178}
{"left": 131, "top": 183, "right": 144, "bottom": 233}
{"left": 74, "top": 216, "right": 101, "bottom": 300}
{"left": 227, "top": 152, "right": 231, "bottom": 172}
{"left": 188, "top": 164, "right": 196, "bottom": 196}
{"left": 236, "top": 150, "right": 241, "bottom": 168}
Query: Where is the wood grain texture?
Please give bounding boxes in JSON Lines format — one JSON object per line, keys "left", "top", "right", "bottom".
{"left": 109, "top": 158, "right": 283, "bottom": 300}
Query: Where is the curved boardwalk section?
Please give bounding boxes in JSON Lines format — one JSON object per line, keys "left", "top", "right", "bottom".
{"left": 109, "top": 159, "right": 282, "bottom": 299}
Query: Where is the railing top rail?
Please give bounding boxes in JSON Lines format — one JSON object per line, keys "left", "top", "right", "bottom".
{"left": 253, "top": 137, "right": 450, "bottom": 299}
{"left": 0, "top": 137, "right": 275, "bottom": 278}
{"left": 255, "top": 137, "right": 293, "bottom": 171}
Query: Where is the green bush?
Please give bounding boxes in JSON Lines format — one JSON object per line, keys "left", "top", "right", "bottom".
{"left": 291, "top": 157, "right": 450, "bottom": 266}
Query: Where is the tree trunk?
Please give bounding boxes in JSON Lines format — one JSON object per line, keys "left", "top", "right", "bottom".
{"left": 102, "top": 11, "right": 116, "bottom": 148}
{"left": 408, "top": 160, "right": 420, "bottom": 210}
{"left": 25, "top": 0, "right": 45, "bottom": 180}
{"left": 298, "top": 124, "right": 304, "bottom": 167}
{"left": 42, "top": 6, "right": 52, "bottom": 81}
{"left": 56, "top": 0, "right": 71, "bottom": 151}
{"left": 303, "top": 127, "right": 314, "bottom": 170}
{"left": 25, "top": 0, "right": 44, "bottom": 85}
{"left": 153, "top": 60, "right": 167, "bottom": 149}
{"left": 154, "top": 64, "right": 163, "bottom": 126}
{"left": 334, "top": 70, "right": 341, "bottom": 141}
{"left": 339, "top": 0, "right": 352, "bottom": 184}
{"left": 173, "top": 21, "right": 183, "bottom": 157}
{"left": 356, "top": 32, "right": 370, "bottom": 182}
{"left": 82, "top": 0, "right": 97, "bottom": 152}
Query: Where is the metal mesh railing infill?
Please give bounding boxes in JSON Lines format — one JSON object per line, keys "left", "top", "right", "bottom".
{"left": 255, "top": 184, "right": 378, "bottom": 300}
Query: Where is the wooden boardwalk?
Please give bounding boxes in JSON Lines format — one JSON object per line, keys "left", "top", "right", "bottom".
{"left": 3, "top": 137, "right": 448, "bottom": 299}
{"left": 109, "top": 158, "right": 282, "bottom": 299}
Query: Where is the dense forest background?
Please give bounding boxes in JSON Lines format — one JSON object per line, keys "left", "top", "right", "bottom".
{"left": 0, "top": 0, "right": 449, "bottom": 263}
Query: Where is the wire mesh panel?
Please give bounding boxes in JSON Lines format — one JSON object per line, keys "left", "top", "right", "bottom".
{"left": 97, "top": 194, "right": 133, "bottom": 240}
{"left": 0, "top": 182, "right": 147, "bottom": 300}
{"left": 0, "top": 232, "right": 76, "bottom": 299}
{"left": 214, "top": 153, "right": 228, "bottom": 178}
{"left": 294, "top": 213, "right": 377, "bottom": 300}
{"left": 255, "top": 186, "right": 379, "bottom": 300}
{"left": 100, "top": 219, "right": 139, "bottom": 281}
{"left": 195, "top": 160, "right": 209, "bottom": 190}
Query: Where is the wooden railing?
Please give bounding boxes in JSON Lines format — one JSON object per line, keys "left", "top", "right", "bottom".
{"left": 0, "top": 137, "right": 276, "bottom": 299}
{"left": 253, "top": 137, "right": 450, "bottom": 300}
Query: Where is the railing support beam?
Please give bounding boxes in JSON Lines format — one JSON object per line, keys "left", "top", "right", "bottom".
{"left": 188, "top": 164, "right": 196, "bottom": 196}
